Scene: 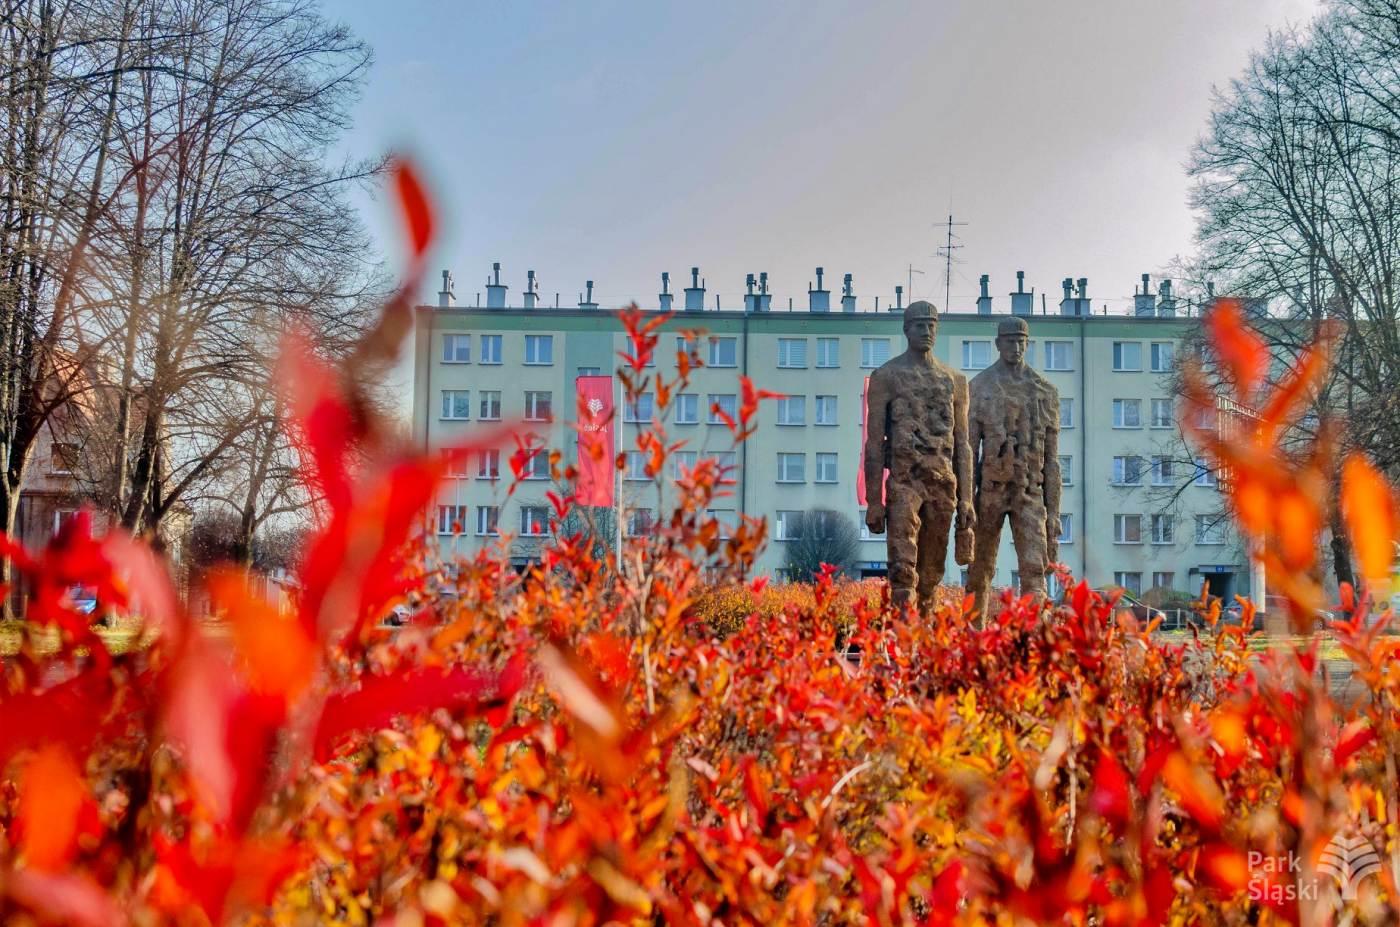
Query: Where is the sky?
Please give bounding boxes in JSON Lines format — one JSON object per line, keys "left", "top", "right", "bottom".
{"left": 332, "top": 0, "right": 1321, "bottom": 316}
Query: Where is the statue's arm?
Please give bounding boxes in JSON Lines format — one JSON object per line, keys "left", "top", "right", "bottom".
{"left": 863, "top": 371, "right": 890, "bottom": 509}
{"left": 1043, "top": 390, "right": 1062, "bottom": 561}
{"left": 953, "top": 376, "right": 974, "bottom": 512}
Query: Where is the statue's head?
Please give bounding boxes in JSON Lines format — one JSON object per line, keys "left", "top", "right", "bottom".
{"left": 996, "top": 316, "right": 1029, "bottom": 368}
{"left": 903, "top": 301, "right": 939, "bottom": 352}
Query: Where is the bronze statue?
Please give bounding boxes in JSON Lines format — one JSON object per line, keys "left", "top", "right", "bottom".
{"left": 863, "top": 301, "right": 975, "bottom": 611}
{"left": 966, "top": 316, "right": 1062, "bottom": 618}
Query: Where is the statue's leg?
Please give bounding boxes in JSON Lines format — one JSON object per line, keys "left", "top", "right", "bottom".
{"left": 885, "top": 482, "right": 921, "bottom": 610}
{"left": 915, "top": 487, "right": 954, "bottom": 613}
{"left": 967, "top": 500, "right": 1006, "bottom": 622}
{"left": 1009, "top": 496, "right": 1050, "bottom": 601}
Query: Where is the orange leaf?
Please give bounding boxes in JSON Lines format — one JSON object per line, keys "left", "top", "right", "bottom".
{"left": 209, "top": 571, "right": 317, "bottom": 699}
{"left": 392, "top": 158, "right": 434, "bottom": 258}
{"left": 1342, "top": 453, "right": 1397, "bottom": 585}
{"left": 1162, "top": 750, "right": 1225, "bottom": 831}
{"left": 1207, "top": 299, "right": 1268, "bottom": 400}
{"left": 19, "top": 744, "right": 88, "bottom": 871}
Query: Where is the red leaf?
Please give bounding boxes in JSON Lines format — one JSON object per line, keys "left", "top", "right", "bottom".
{"left": 314, "top": 659, "right": 524, "bottom": 762}
{"left": 1089, "top": 751, "right": 1131, "bottom": 826}
{"left": 5, "top": 869, "right": 126, "bottom": 927}
{"left": 392, "top": 158, "right": 434, "bottom": 258}
{"left": 1335, "top": 719, "right": 1375, "bottom": 767}
{"left": 18, "top": 744, "right": 89, "bottom": 870}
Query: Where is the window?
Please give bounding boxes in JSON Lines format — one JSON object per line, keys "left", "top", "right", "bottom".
{"left": 1058, "top": 514, "right": 1073, "bottom": 544}
{"left": 520, "top": 506, "right": 550, "bottom": 536}
{"left": 1150, "top": 398, "right": 1173, "bottom": 429}
{"left": 476, "top": 506, "right": 499, "bottom": 536}
{"left": 861, "top": 338, "right": 891, "bottom": 368}
{"left": 440, "top": 390, "right": 470, "bottom": 420}
{"left": 436, "top": 505, "right": 469, "bottom": 535}
{"left": 442, "top": 450, "right": 469, "bottom": 478}
{"left": 709, "top": 336, "right": 737, "bottom": 367}
{"left": 711, "top": 450, "right": 738, "bottom": 483}
{"left": 1152, "top": 571, "right": 1175, "bottom": 590}
{"left": 1112, "top": 399, "right": 1141, "bottom": 428}
{"left": 1060, "top": 398, "right": 1074, "bottom": 429}
{"left": 815, "top": 395, "right": 837, "bottom": 425}
{"left": 1151, "top": 513, "right": 1175, "bottom": 544}
{"left": 624, "top": 393, "right": 654, "bottom": 423}
{"left": 777, "top": 338, "right": 808, "bottom": 368}
{"left": 50, "top": 442, "right": 77, "bottom": 475}
{"left": 808, "top": 510, "right": 841, "bottom": 539}
{"left": 707, "top": 508, "right": 735, "bottom": 540}
{"left": 625, "top": 508, "right": 654, "bottom": 537}
{"left": 624, "top": 450, "right": 648, "bottom": 481}
{"left": 479, "top": 334, "right": 502, "bottom": 364}
{"left": 1044, "top": 341, "right": 1073, "bottom": 371}
{"left": 815, "top": 452, "right": 838, "bottom": 483}
{"left": 1150, "top": 342, "right": 1175, "bottom": 372}
{"left": 1011, "top": 571, "right": 1021, "bottom": 590}
{"left": 1114, "top": 514, "right": 1143, "bottom": 544}
{"left": 676, "top": 335, "right": 700, "bottom": 359}
{"left": 777, "top": 453, "right": 806, "bottom": 483}
{"left": 674, "top": 393, "right": 699, "bottom": 424}
{"left": 1114, "top": 571, "right": 1143, "bottom": 596}
{"left": 442, "top": 334, "right": 470, "bottom": 363}
{"left": 816, "top": 338, "right": 840, "bottom": 368}
{"left": 1195, "top": 515, "right": 1226, "bottom": 545}
{"left": 478, "top": 450, "right": 501, "bottom": 480}
{"left": 1151, "top": 456, "right": 1174, "bottom": 486}
{"left": 672, "top": 450, "right": 697, "bottom": 478}
{"left": 523, "top": 447, "right": 549, "bottom": 480}
{"left": 524, "top": 334, "right": 554, "bottom": 365}
{"left": 1193, "top": 459, "right": 1217, "bottom": 487}
{"left": 776, "top": 396, "right": 805, "bottom": 426}
{"left": 1112, "top": 456, "right": 1143, "bottom": 486}
{"left": 577, "top": 366, "right": 602, "bottom": 377}
{"left": 961, "top": 340, "right": 992, "bottom": 370}
{"left": 524, "top": 391, "right": 553, "bottom": 422}
{"left": 1112, "top": 341, "right": 1142, "bottom": 371}
{"left": 708, "top": 393, "right": 737, "bottom": 424}
{"left": 1059, "top": 455, "right": 1073, "bottom": 486}
{"left": 479, "top": 390, "right": 502, "bottom": 421}
{"left": 775, "top": 510, "right": 804, "bottom": 541}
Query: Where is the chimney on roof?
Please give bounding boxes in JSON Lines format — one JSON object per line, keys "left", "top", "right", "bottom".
{"left": 744, "top": 274, "right": 758, "bottom": 313}
{"left": 684, "top": 266, "right": 705, "bottom": 312}
{"left": 658, "top": 271, "right": 673, "bottom": 312}
{"left": 894, "top": 285, "right": 904, "bottom": 312}
{"left": 758, "top": 272, "right": 771, "bottom": 311}
{"left": 486, "top": 262, "right": 508, "bottom": 309}
{"left": 579, "top": 280, "right": 598, "bottom": 310}
{"left": 1134, "top": 273, "right": 1157, "bottom": 317}
{"left": 809, "top": 267, "right": 830, "bottom": 312}
{"left": 437, "top": 269, "right": 455, "bottom": 308}
{"left": 841, "top": 273, "right": 856, "bottom": 313}
{"left": 1157, "top": 278, "right": 1176, "bottom": 318}
{"left": 1010, "top": 270, "right": 1033, "bottom": 316}
{"left": 524, "top": 269, "right": 538, "bottom": 309}
{"left": 1059, "top": 276, "right": 1090, "bottom": 316}
{"left": 976, "top": 274, "right": 992, "bottom": 315}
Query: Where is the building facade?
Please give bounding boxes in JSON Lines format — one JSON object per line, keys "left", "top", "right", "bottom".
{"left": 412, "top": 269, "right": 1249, "bottom": 602}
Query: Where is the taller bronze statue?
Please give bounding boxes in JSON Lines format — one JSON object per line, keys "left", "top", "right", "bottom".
{"left": 967, "top": 316, "right": 1062, "bottom": 618}
{"left": 863, "top": 301, "right": 975, "bottom": 611}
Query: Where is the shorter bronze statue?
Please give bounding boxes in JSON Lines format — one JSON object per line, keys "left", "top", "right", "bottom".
{"left": 966, "top": 316, "right": 1062, "bottom": 618}
{"left": 863, "top": 301, "right": 975, "bottom": 611}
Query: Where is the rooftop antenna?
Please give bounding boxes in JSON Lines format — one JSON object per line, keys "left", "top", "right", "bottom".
{"left": 907, "top": 264, "right": 925, "bottom": 299}
{"left": 936, "top": 212, "right": 967, "bottom": 312}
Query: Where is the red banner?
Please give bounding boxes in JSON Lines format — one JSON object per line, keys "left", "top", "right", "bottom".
{"left": 857, "top": 376, "right": 888, "bottom": 506}
{"left": 575, "top": 376, "right": 614, "bottom": 507}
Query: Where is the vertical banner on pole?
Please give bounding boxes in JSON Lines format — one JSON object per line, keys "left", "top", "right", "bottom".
{"left": 856, "top": 376, "right": 888, "bottom": 506}
{"left": 575, "top": 375, "right": 615, "bottom": 507}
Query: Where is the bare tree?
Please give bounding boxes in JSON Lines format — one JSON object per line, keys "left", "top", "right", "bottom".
{"left": 1187, "top": 0, "right": 1400, "bottom": 585}
{"left": 781, "top": 508, "right": 860, "bottom": 583}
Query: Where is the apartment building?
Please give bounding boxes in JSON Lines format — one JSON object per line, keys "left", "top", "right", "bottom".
{"left": 412, "top": 266, "right": 1248, "bottom": 602}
